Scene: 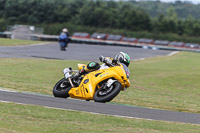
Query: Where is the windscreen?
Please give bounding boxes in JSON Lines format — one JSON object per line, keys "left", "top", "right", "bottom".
{"left": 121, "top": 63, "right": 130, "bottom": 78}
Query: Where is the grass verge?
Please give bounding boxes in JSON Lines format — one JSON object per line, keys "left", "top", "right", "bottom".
{"left": 115, "top": 52, "right": 200, "bottom": 113}
{"left": 0, "top": 52, "right": 200, "bottom": 113}
{"left": 0, "top": 38, "right": 45, "bottom": 46}
{"left": 0, "top": 102, "right": 199, "bottom": 133}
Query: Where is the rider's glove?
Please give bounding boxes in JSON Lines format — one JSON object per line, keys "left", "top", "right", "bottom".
{"left": 99, "top": 56, "right": 105, "bottom": 62}
{"left": 104, "top": 58, "right": 112, "bottom": 65}
{"left": 99, "top": 56, "right": 112, "bottom": 66}
{"left": 112, "top": 59, "right": 119, "bottom": 64}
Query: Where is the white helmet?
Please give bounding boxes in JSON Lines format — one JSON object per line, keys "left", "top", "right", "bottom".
{"left": 115, "top": 52, "right": 130, "bottom": 67}
{"left": 62, "top": 28, "right": 68, "bottom": 32}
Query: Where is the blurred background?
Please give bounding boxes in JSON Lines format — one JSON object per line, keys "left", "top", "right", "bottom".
{"left": 0, "top": 0, "right": 200, "bottom": 49}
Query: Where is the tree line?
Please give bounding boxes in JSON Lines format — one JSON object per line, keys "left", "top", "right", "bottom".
{"left": 0, "top": 0, "right": 200, "bottom": 44}
{"left": 132, "top": 0, "right": 200, "bottom": 20}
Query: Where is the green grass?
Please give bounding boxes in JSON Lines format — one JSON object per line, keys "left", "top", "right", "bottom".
{"left": 0, "top": 59, "right": 88, "bottom": 94}
{"left": 0, "top": 52, "right": 200, "bottom": 113}
{"left": 0, "top": 102, "right": 199, "bottom": 133}
{"left": 0, "top": 38, "right": 45, "bottom": 46}
{"left": 115, "top": 52, "right": 200, "bottom": 113}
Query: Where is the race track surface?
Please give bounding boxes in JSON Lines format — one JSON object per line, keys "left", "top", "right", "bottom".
{"left": 1, "top": 43, "right": 199, "bottom": 124}
{"left": 0, "top": 43, "right": 172, "bottom": 61}
{"left": 0, "top": 90, "right": 200, "bottom": 124}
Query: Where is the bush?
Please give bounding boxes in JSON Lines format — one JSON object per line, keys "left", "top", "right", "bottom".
{"left": 0, "top": 18, "right": 7, "bottom": 32}
{"left": 39, "top": 22, "right": 200, "bottom": 44}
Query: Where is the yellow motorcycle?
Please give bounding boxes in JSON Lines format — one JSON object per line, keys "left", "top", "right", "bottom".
{"left": 53, "top": 60, "right": 130, "bottom": 103}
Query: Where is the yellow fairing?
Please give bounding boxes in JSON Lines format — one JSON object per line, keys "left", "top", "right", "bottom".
{"left": 68, "top": 64, "right": 130, "bottom": 100}
{"left": 77, "top": 64, "right": 87, "bottom": 70}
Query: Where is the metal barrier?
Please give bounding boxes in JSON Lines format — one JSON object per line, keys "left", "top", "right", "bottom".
{"left": 70, "top": 37, "right": 200, "bottom": 53}
{"left": 0, "top": 32, "right": 200, "bottom": 53}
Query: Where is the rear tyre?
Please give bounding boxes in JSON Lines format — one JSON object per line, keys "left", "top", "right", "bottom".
{"left": 94, "top": 81, "right": 122, "bottom": 103}
{"left": 53, "top": 78, "right": 71, "bottom": 98}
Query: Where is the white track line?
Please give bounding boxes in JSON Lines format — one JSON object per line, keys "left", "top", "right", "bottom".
{"left": 134, "top": 51, "right": 179, "bottom": 61}
{"left": 14, "top": 42, "right": 50, "bottom": 47}
{"left": 167, "top": 51, "right": 179, "bottom": 56}
{"left": 0, "top": 88, "right": 17, "bottom": 93}
{"left": 0, "top": 42, "right": 50, "bottom": 48}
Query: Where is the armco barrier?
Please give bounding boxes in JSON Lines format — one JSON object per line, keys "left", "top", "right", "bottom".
{"left": 0, "top": 32, "right": 12, "bottom": 38}
{"left": 1, "top": 33, "right": 200, "bottom": 53}
{"left": 31, "top": 34, "right": 58, "bottom": 41}
{"left": 70, "top": 37, "right": 200, "bottom": 53}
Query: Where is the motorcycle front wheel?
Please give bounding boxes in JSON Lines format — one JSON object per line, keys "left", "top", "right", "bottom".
{"left": 53, "top": 78, "right": 71, "bottom": 98}
{"left": 93, "top": 81, "right": 122, "bottom": 103}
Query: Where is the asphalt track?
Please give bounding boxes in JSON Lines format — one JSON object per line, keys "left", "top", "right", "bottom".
{"left": 0, "top": 42, "right": 173, "bottom": 60}
{"left": 0, "top": 43, "right": 200, "bottom": 124}
{"left": 0, "top": 90, "right": 200, "bottom": 124}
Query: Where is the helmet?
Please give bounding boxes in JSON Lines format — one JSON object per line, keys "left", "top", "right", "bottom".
{"left": 115, "top": 52, "right": 130, "bottom": 67}
{"left": 62, "top": 28, "right": 68, "bottom": 32}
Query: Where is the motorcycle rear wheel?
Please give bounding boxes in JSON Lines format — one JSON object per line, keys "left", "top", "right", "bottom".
{"left": 53, "top": 78, "right": 71, "bottom": 98}
{"left": 94, "top": 81, "right": 122, "bottom": 103}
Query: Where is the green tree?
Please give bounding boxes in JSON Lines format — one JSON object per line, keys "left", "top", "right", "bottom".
{"left": 119, "top": 4, "right": 151, "bottom": 31}
{"left": 0, "top": 18, "right": 7, "bottom": 32}
{"left": 191, "top": 21, "right": 200, "bottom": 36}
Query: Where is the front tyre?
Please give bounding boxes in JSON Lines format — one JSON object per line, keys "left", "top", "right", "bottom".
{"left": 53, "top": 78, "right": 71, "bottom": 98}
{"left": 94, "top": 81, "right": 122, "bottom": 103}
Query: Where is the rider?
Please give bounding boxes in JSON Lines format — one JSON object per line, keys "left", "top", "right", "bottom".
{"left": 59, "top": 28, "right": 70, "bottom": 51}
{"left": 73, "top": 52, "right": 130, "bottom": 79}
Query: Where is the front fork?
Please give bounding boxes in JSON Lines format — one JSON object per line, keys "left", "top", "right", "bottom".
{"left": 63, "top": 68, "right": 77, "bottom": 88}
{"left": 68, "top": 77, "right": 75, "bottom": 88}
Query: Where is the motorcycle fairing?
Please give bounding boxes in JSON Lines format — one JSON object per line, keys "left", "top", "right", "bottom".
{"left": 77, "top": 64, "right": 87, "bottom": 70}
{"left": 68, "top": 64, "right": 129, "bottom": 100}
